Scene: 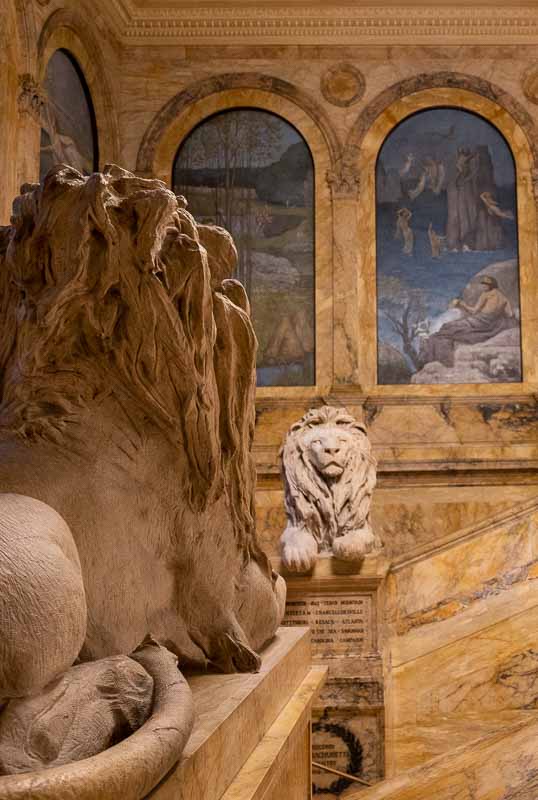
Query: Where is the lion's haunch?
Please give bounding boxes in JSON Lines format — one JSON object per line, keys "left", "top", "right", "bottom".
{"left": 0, "top": 494, "right": 87, "bottom": 699}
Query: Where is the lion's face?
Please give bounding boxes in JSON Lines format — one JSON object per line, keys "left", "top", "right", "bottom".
{"left": 301, "top": 424, "right": 359, "bottom": 479}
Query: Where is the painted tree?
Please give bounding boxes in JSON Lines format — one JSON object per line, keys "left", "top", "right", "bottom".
{"left": 174, "top": 110, "right": 283, "bottom": 292}
{"left": 377, "top": 276, "right": 428, "bottom": 370}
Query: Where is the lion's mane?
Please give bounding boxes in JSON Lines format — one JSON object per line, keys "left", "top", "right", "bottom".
{"left": 281, "top": 405, "right": 377, "bottom": 548}
{"left": 0, "top": 164, "right": 259, "bottom": 550}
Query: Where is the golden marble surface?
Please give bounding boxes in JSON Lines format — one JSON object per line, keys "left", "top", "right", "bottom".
{"left": 220, "top": 666, "right": 326, "bottom": 800}
{"left": 151, "top": 627, "right": 312, "bottom": 800}
{"left": 345, "top": 715, "right": 538, "bottom": 800}
{"left": 257, "top": 478, "right": 538, "bottom": 563}
{"left": 386, "top": 500, "right": 538, "bottom": 635}
{"left": 386, "top": 578, "right": 538, "bottom": 773}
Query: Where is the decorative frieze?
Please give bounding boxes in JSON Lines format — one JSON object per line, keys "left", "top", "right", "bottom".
{"left": 107, "top": 2, "right": 538, "bottom": 45}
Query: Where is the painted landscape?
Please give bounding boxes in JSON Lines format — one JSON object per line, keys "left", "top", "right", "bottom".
{"left": 173, "top": 109, "right": 315, "bottom": 387}
{"left": 40, "top": 49, "right": 97, "bottom": 182}
{"left": 376, "top": 107, "right": 521, "bottom": 385}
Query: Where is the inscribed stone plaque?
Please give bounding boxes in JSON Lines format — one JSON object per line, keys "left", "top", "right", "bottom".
{"left": 283, "top": 593, "right": 374, "bottom": 657}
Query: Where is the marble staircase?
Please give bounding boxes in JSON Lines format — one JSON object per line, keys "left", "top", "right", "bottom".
{"left": 349, "top": 496, "right": 538, "bottom": 797}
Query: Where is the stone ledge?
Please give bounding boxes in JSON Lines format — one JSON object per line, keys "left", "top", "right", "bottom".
{"left": 149, "top": 627, "right": 312, "bottom": 800}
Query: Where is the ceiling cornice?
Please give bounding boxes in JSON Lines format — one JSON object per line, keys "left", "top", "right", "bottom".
{"left": 107, "top": 3, "right": 538, "bottom": 46}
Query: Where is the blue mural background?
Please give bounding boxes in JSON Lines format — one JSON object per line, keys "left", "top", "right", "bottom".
{"left": 376, "top": 108, "right": 521, "bottom": 385}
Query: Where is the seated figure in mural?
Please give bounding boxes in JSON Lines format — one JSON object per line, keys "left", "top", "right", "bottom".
{"left": 419, "top": 276, "right": 517, "bottom": 368}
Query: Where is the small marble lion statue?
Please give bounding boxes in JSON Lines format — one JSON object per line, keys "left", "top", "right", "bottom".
{"left": 279, "top": 405, "right": 380, "bottom": 572}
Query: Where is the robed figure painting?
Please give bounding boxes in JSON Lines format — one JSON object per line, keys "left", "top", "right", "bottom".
{"left": 376, "top": 107, "right": 522, "bottom": 385}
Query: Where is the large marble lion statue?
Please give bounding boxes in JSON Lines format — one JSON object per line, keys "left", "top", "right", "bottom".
{"left": 0, "top": 165, "right": 285, "bottom": 796}
{"left": 279, "top": 405, "right": 380, "bottom": 572}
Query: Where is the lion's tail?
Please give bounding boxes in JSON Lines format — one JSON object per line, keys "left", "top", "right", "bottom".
{"left": 0, "top": 638, "right": 195, "bottom": 799}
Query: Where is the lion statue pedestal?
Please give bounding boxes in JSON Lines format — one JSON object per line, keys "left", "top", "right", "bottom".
{"left": 0, "top": 165, "right": 285, "bottom": 798}
{"left": 279, "top": 406, "right": 382, "bottom": 573}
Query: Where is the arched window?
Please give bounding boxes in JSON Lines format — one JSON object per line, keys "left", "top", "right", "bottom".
{"left": 173, "top": 109, "right": 315, "bottom": 388}
{"left": 40, "top": 49, "right": 98, "bottom": 181}
{"left": 376, "top": 107, "right": 521, "bottom": 386}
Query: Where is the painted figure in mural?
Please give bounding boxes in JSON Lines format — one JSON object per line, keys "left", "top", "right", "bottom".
{"left": 40, "top": 50, "right": 96, "bottom": 182}
{"left": 395, "top": 207, "right": 414, "bottom": 255}
{"left": 376, "top": 108, "right": 521, "bottom": 385}
{"left": 446, "top": 145, "right": 506, "bottom": 252}
{"left": 419, "top": 276, "right": 516, "bottom": 367}
{"left": 446, "top": 147, "right": 478, "bottom": 252}
{"left": 40, "top": 102, "right": 92, "bottom": 174}
{"left": 428, "top": 222, "right": 445, "bottom": 258}
{"left": 480, "top": 191, "right": 515, "bottom": 221}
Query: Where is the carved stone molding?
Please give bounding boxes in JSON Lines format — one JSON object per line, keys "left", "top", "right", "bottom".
{"left": 136, "top": 72, "right": 340, "bottom": 176}
{"left": 321, "top": 63, "right": 365, "bottom": 108}
{"left": 530, "top": 169, "right": 538, "bottom": 205}
{"left": 107, "top": 2, "right": 538, "bottom": 44}
{"left": 17, "top": 73, "right": 45, "bottom": 123}
{"left": 344, "top": 72, "right": 538, "bottom": 168}
{"left": 326, "top": 162, "right": 361, "bottom": 199}
{"left": 522, "top": 64, "right": 538, "bottom": 105}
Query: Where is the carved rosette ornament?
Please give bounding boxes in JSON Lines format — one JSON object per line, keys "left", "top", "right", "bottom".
{"left": 326, "top": 162, "right": 361, "bottom": 199}
{"left": 279, "top": 406, "right": 381, "bottom": 573}
{"left": 321, "top": 63, "right": 365, "bottom": 108}
{"left": 17, "top": 74, "right": 46, "bottom": 124}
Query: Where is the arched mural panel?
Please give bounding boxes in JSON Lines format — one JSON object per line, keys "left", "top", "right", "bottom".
{"left": 173, "top": 108, "right": 315, "bottom": 388}
{"left": 354, "top": 86, "right": 538, "bottom": 394}
{"left": 376, "top": 107, "right": 521, "bottom": 385}
{"left": 40, "top": 49, "right": 98, "bottom": 181}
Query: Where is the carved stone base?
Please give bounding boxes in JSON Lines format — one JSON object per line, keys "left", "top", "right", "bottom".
{"left": 151, "top": 627, "right": 326, "bottom": 800}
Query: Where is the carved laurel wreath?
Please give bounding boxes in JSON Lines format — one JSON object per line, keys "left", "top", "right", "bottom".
{"left": 312, "top": 720, "right": 363, "bottom": 795}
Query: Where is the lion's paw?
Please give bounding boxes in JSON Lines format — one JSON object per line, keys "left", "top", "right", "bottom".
{"left": 332, "top": 527, "right": 375, "bottom": 562}
{"left": 211, "top": 625, "right": 261, "bottom": 674}
{"left": 280, "top": 525, "right": 318, "bottom": 573}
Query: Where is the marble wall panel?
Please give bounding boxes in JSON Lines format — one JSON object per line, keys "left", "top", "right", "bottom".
{"left": 386, "top": 504, "right": 538, "bottom": 634}
{"left": 256, "top": 480, "right": 538, "bottom": 562}
{"left": 345, "top": 715, "right": 538, "bottom": 800}
{"left": 116, "top": 45, "right": 538, "bottom": 173}
{"left": 387, "top": 587, "right": 538, "bottom": 772}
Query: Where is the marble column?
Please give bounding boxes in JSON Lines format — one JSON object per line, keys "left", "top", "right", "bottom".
{"left": 327, "top": 163, "right": 363, "bottom": 389}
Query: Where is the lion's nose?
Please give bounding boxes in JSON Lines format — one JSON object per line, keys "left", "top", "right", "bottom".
{"left": 324, "top": 446, "right": 340, "bottom": 455}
